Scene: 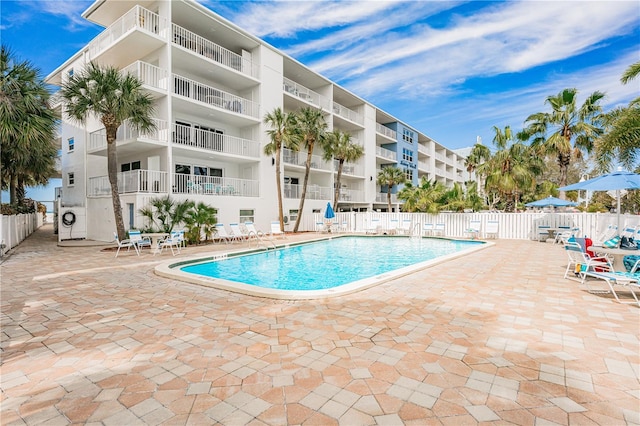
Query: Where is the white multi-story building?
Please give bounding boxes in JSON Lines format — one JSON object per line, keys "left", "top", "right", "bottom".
{"left": 47, "top": 0, "right": 469, "bottom": 241}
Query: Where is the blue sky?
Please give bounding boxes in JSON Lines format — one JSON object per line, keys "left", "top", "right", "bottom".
{"left": 2, "top": 0, "right": 639, "bottom": 205}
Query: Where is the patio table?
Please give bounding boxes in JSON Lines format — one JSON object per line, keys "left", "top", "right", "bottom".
{"left": 142, "top": 232, "right": 169, "bottom": 254}
{"left": 591, "top": 246, "right": 638, "bottom": 271}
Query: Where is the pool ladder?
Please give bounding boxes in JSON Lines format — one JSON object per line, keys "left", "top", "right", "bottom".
{"left": 410, "top": 223, "right": 422, "bottom": 241}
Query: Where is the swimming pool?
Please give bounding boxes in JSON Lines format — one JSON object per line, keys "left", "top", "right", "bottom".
{"left": 156, "top": 236, "right": 489, "bottom": 299}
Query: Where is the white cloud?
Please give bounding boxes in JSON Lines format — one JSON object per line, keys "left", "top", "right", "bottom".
{"left": 4, "top": 0, "right": 94, "bottom": 31}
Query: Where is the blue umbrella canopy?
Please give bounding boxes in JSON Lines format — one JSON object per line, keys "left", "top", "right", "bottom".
{"left": 525, "top": 196, "right": 577, "bottom": 208}
{"left": 324, "top": 202, "right": 335, "bottom": 220}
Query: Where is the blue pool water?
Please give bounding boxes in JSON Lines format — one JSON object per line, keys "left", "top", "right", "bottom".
{"left": 180, "top": 236, "right": 482, "bottom": 291}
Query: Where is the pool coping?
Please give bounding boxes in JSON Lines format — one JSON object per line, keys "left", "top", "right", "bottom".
{"left": 154, "top": 235, "right": 494, "bottom": 299}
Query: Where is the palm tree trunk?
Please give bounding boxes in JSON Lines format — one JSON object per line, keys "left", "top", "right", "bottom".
{"left": 334, "top": 159, "right": 344, "bottom": 209}
{"left": 387, "top": 188, "right": 392, "bottom": 212}
{"left": 106, "top": 126, "right": 126, "bottom": 240}
{"left": 9, "top": 174, "right": 17, "bottom": 205}
{"left": 275, "top": 146, "right": 285, "bottom": 232}
{"left": 293, "top": 144, "right": 314, "bottom": 232}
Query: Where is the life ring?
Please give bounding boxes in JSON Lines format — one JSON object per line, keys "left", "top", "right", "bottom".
{"left": 62, "top": 211, "right": 76, "bottom": 227}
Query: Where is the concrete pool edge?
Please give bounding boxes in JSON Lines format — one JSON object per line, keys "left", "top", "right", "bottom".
{"left": 154, "top": 236, "right": 494, "bottom": 300}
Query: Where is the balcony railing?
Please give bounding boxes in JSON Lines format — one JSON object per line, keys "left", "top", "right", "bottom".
{"left": 123, "top": 61, "right": 168, "bottom": 90}
{"left": 418, "top": 161, "right": 429, "bottom": 171}
{"left": 375, "top": 192, "right": 400, "bottom": 203}
{"left": 375, "top": 146, "right": 397, "bottom": 161}
{"left": 333, "top": 160, "right": 364, "bottom": 176}
{"left": 283, "top": 78, "right": 331, "bottom": 110}
{"left": 338, "top": 188, "right": 364, "bottom": 203}
{"left": 88, "top": 118, "right": 167, "bottom": 151}
{"left": 173, "top": 74, "right": 260, "bottom": 119}
{"left": 172, "top": 174, "right": 259, "bottom": 197}
{"left": 172, "top": 24, "right": 259, "bottom": 79}
{"left": 376, "top": 123, "right": 397, "bottom": 140}
{"left": 88, "top": 6, "right": 165, "bottom": 59}
{"left": 282, "top": 148, "right": 332, "bottom": 171}
{"left": 435, "top": 152, "right": 446, "bottom": 162}
{"left": 88, "top": 118, "right": 168, "bottom": 151}
{"left": 417, "top": 144, "right": 429, "bottom": 155}
{"left": 332, "top": 102, "right": 364, "bottom": 125}
{"left": 284, "top": 184, "right": 331, "bottom": 200}
{"left": 49, "top": 91, "right": 62, "bottom": 109}
{"left": 172, "top": 123, "right": 260, "bottom": 158}
{"left": 88, "top": 170, "right": 168, "bottom": 196}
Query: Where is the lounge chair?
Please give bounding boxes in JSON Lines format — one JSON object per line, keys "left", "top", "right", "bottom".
{"left": 536, "top": 225, "right": 551, "bottom": 242}
{"left": 592, "top": 224, "right": 617, "bottom": 246}
{"left": 128, "top": 230, "right": 152, "bottom": 251}
{"left": 554, "top": 226, "right": 579, "bottom": 245}
{"left": 464, "top": 220, "right": 481, "bottom": 239}
{"left": 400, "top": 219, "right": 413, "bottom": 235}
{"left": 433, "top": 223, "right": 445, "bottom": 237}
{"left": 582, "top": 259, "right": 640, "bottom": 306}
{"left": 270, "top": 221, "right": 287, "bottom": 239}
{"left": 564, "top": 242, "right": 613, "bottom": 284}
{"left": 215, "top": 224, "right": 238, "bottom": 244}
{"left": 114, "top": 232, "right": 139, "bottom": 257}
{"left": 244, "top": 222, "right": 264, "bottom": 239}
{"left": 485, "top": 220, "right": 499, "bottom": 239}
{"left": 422, "top": 223, "right": 434, "bottom": 236}
{"left": 387, "top": 219, "right": 399, "bottom": 235}
{"left": 365, "top": 219, "right": 380, "bottom": 235}
{"left": 156, "top": 232, "right": 182, "bottom": 256}
{"left": 229, "top": 223, "right": 248, "bottom": 241}
{"left": 315, "top": 221, "right": 327, "bottom": 233}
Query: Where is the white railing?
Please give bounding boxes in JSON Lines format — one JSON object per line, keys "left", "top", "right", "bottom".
{"left": 435, "top": 152, "right": 446, "bottom": 162}
{"left": 332, "top": 101, "right": 364, "bottom": 125}
{"left": 375, "top": 192, "right": 400, "bottom": 203}
{"left": 417, "top": 144, "right": 429, "bottom": 155}
{"left": 88, "top": 170, "right": 168, "bottom": 196}
{"left": 123, "top": 61, "right": 168, "bottom": 90}
{"left": 284, "top": 184, "right": 332, "bottom": 200}
{"left": 172, "top": 24, "right": 259, "bottom": 79}
{"left": 88, "top": 118, "right": 168, "bottom": 151}
{"left": 338, "top": 188, "right": 364, "bottom": 203}
{"left": 282, "top": 148, "right": 332, "bottom": 171}
{"left": 376, "top": 146, "right": 397, "bottom": 161}
{"left": 172, "top": 123, "right": 260, "bottom": 158}
{"left": 49, "top": 91, "right": 62, "bottom": 109}
{"left": 172, "top": 174, "right": 259, "bottom": 197}
{"left": 334, "top": 160, "right": 364, "bottom": 176}
{"left": 173, "top": 74, "right": 260, "bottom": 119}
{"left": 418, "top": 161, "right": 429, "bottom": 171}
{"left": 0, "top": 213, "right": 38, "bottom": 256}
{"left": 88, "top": 6, "right": 164, "bottom": 59}
{"left": 376, "top": 123, "right": 397, "bottom": 139}
{"left": 434, "top": 167, "right": 446, "bottom": 176}
{"left": 283, "top": 78, "right": 331, "bottom": 110}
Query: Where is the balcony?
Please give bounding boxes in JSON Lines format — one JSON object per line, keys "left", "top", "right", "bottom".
{"left": 87, "top": 6, "right": 166, "bottom": 67}
{"left": 435, "top": 152, "right": 446, "bottom": 162}
{"left": 334, "top": 160, "right": 364, "bottom": 176}
{"left": 172, "top": 24, "right": 259, "bottom": 79}
{"left": 284, "top": 184, "right": 331, "bottom": 200}
{"left": 375, "top": 192, "right": 400, "bottom": 204}
{"left": 88, "top": 170, "right": 168, "bottom": 197}
{"left": 417, "top": 144, "right": 429, "bottom": 155}
{"left": 172, "top": 174, "right": 259, "bottom": 197}
{"left": 283, "top": 78, "right": 331, "bottom": 110}
{"left": 123, "top": 61, "right": 168, "bottom": 93}
{"left": 418, "top": 161, "right": 429, "bottom": 171}
{"left": 172, "top": 123, "right": 260, "bottom": 158}
{"left": 88, "top": 118, "right": 168, "bottom": 156}
{"left": 376, "top": 123, "right": 397, "bottom": 140}
{"left": 338, "top": 188, "right": 364, "bottom": 203}
{"left": 282, "top": 148, "right": 332, "bottom": 171}
{"left": 332, "top": 102, "right": 364, "bottom": 125}
{"left": 173, "top": 74, "right": 260, "bottom": 120}
{"left": 375, "top": 146, "right": 397, "bottom": 161}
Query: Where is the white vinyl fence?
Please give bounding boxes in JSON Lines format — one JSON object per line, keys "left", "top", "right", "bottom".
{"left": 310, "top": 211, "right": 639, "bottom": 240}
{"left": 0, "top": 213, "right": 40, "bottom": 257}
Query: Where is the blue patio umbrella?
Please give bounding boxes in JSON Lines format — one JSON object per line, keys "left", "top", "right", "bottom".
{"left": 525, "top": 196, "right": 577, "bottom": 208}
{"left": 324, "top": 202, "right": 335, "bottom": 220}
{"left": 560, "top": 169, "right": 640, "bottom": 231}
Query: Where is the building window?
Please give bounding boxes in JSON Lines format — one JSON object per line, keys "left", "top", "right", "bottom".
{"left": 402, "top": 129, "right": 414, "bottom": 144}
{"left": 175, "top": 164, "right": 191, "bottom": 174}
{"left": 404, "top": 168, "right": 413, "bottom": 181}
{"left": 67, "top": 172, "right": 75, "bottom": 186}
{"left": 288, "top": 209, "right": 298, "bottom": 222}
{"left": 239, "top": 209, "right": 254, "bottom": 223}
{"left": 68, "top": 137, "right": 74, "bottom": 152}
{"left": 121, "top": 161, "right": 141, "bottom": 172}
{"left": 402, "top": 148, "right": 413, "bottom": 162}
{"left": 68, "top": 68, "right": 74, "bottom": 77}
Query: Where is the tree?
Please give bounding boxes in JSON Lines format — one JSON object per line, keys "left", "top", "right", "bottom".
{"left": 184, "top": 202, "right": 217, "bottom": 244}
{"left": 138, "top": 195, "right": 194, "bottom": 233}
{"left": 0, "top": 46, "right": 58, "bottom": 204}
{"left": 524, "top": 88, "right": 604, "bottom": 193}
{"left": 61, "top": 62, "right": 156, "bottom": 240}
{"left": 594, "top": 61, "right": 640, "bottom": 172}
{"left": 263, "top": 107, "right": 298, "bottom": 232}
{"left": 397, "top": 177, "right": 446, "bottom": 213}
{"left": 321, "top": 129, "right": 364, "bottom": 209}
{"left": 464, "top": 142, "right": 491, "bottom": 182}
{"left": 291, "top": 106, "right": 327, "bottom": 232}
{"left": 376, "top": 166, "right": 406, "bottom": 212}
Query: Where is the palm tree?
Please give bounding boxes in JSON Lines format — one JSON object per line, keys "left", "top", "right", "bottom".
{"left": 376, "top": 166, "right": 406, "bottom": 212}
{"left": 524, "top": 88, "right": 604, "bottom": 193}
{"left": 321, "top": 129, "right": 364, "bottom": 208}
{"left": 291, "top": 106, "right": 327, "bottom": 232}
{"left": 594, "top": 61, "right": 640, "bottom": 172}
{"left": 464, "top": 142, "right": 491, "bottom": 182}
{"left": 61, "top": 62, "right": 156, "bottom": 240}
{"left": 139, "top": 195, "right": 194, "bottom": 233}
{"left": 263, "top": 107, "right": 298, "bottom": 232}
{"left": 397, "top": 177, "right": 446, "bottom": 213}
{"left": 184, "top": 202, "right": 217, "bottom": 244}
{"left": 0, "top": 46, "right": 58, "bottom": 204}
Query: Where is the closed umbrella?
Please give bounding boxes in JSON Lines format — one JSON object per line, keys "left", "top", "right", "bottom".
{"left": 324, "top": 202, "right": 335, "bottom": 220}
{"left": 525, "top": 196, "right": 577, "bottom": 208}
{"left": 559, "top": 169, "right": 640, "bottom": 231}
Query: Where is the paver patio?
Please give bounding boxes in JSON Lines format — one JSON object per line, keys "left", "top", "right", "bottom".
{"left": 1, "top": 224, "right": 639, "bottom": 425}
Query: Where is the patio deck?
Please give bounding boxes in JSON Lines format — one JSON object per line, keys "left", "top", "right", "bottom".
{"left": 1, "top": 224, "right": 638, "bottom": 425}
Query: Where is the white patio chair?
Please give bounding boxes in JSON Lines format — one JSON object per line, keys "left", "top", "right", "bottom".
{"left": 156, "top": 233, "right": 182, "bottom": 256}
{"left": 564, "top": 242, "right": 613, "bottom": 284}
{"left": 315, "top": 221, "right": 327, "bottom": 233}
{"left": 400, "top": 219, "right": 412, "bottom": 235}
{"left": 464, "top": 220, "right": 481, "bottom": 239}
{"left": 215, "top": 224, "right": 238, "bottom": 244}
{"left": 433, "top": 223, "right": 445, "bottom": 237}
{"left": 270, "top": 221, "right": 287, "bottom": 239}
{"left": 128, "top": 230, "right": 152, "bottom": 252}
{"left": 365, "top": 219, "right": 380, "bottom": 235}
{"left": 114, "top": 232, "right": 139, "bottom": 257}
{"left": 485, "top": 220, "right": 499, "bottom": 239}
{"left": 229, "top": 223, "right": 248, "bottom": 241}
{"left": 582, "top": 259, "right": 640, "bottom": 306}
{"left": 387, "top": 219, "right": 399, "bottom": 235}
{"left": 423, "top": 223, "right": 434, "bottom": 236}
{"left": 244, "top": 222, "right": 264, "bottom": 240}
{"left": 554, "top": 227, "right": 579, "bottom": 245}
